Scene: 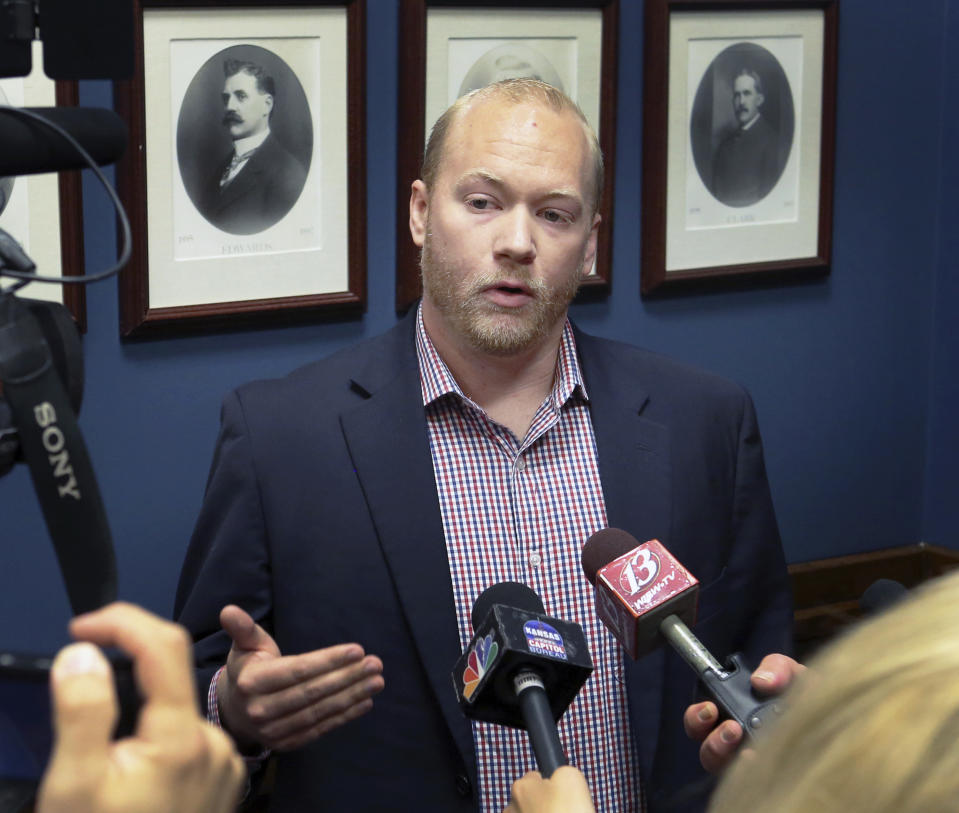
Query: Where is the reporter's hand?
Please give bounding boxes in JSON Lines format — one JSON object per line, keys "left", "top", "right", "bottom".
{"left": 216, "top": 604, "right": 384, "bottom": 752}
{"left": 36, "top": 602, "right": 244, "bottom": 813}
{"left": 504, "top": 767, "right": 596, "bottom": 813}
{"left": 683, "top": 653, "right": 804, "bottom": 774}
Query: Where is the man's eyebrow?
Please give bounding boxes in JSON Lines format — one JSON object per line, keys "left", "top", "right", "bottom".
{"left": 454, "top": 169, "right": 584, "bottom": 207}
{"left": 454, "top": 169, "right": 506, "bottom": 190}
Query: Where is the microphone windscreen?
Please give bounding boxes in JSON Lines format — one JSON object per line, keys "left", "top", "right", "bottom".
{"left": 860, "top": 578, "right": 908, "bottom": 616}
{"left": 0, "top": 107, "right": 128, "bottom": 176}
{"left": 471, "top": 581, "right": 544, "bottom": 631}
{"left": 581, "top": 527, "right": 638, "bottom": 584}
{"left": 585, "top": 531, "right": 700, "bottom": 659}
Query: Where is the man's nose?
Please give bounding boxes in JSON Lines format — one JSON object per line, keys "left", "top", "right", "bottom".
{"left": 493, "top": 207, "right": 536, "bottom": 264}
{"left": 226, "top": 95, "right": 239, "bottom": 111}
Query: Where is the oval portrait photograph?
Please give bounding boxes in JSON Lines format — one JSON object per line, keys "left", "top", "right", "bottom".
{"left": 457, "top": 42, "right": 566, "bottom": 97}
{"left": 689, "top": 42, "right": 795, "bottom": 208}
{"left": 175, "top": 43, "right": 312, "bottom": 236}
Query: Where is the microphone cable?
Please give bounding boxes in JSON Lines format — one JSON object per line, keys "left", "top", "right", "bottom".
{"left": 0, "top": 104, "right": 131, "bottom": 288}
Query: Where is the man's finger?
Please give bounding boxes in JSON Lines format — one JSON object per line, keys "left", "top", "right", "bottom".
{"left": 235, "top": 644, "right": 370, "bottom": 696}
{"left": 220, "top": 605, "right": 281, "bottom": 657}
{"left": 270, "top": 695, "right": 376, "bottom": 752}
{"left": 699, "top": 719, "right": 743, "bottom": 774}
{"left": 43, "top": 644, "right": 117, "bottom": 794}
{"left": 683, "top": 700, "right": 718, "bottom": 742}
{"left": 256, "top": 663, "right": 384, "bottom": 742}
{"left": 750, "top": 653, "right": 805, "bottom": 695}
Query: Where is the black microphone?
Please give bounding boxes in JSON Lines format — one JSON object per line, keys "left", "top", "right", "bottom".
{"left": 582, "top": 529, "right": 784, "bottom": 739}
{"left": 859, "top": 578, "right": 908, "bottom": 616}
{"left": 451, "top": 582, "right": 593, "bottom": 777}
{"left": 0, "top": 107, "right": 127, "bottom": 176}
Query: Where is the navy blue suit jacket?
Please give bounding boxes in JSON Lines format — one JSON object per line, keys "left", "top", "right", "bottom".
{"left": 202, "top": 133, "right": 307, "bottom": 235}
{"left": 174, "top": 312, "right": 792, "bottom": 812}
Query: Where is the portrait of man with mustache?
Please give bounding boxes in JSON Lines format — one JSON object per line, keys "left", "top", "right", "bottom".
{"left": 710, "top": 66, "right": 780, "bottom": 208}
{"left": 197, "top": 57, "right": 308, "bottom": 235}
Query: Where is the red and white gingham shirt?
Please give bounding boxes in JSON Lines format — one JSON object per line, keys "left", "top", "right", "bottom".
{"left": 416, "top": 307, "right": 641, "bottom": 812}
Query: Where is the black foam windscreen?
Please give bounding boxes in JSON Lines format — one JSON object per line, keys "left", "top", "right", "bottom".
{"left": 471, "top": 581, "right": 545, "bottom": 631}
{"left": 0, "top": 107, "right": 128, "bottom": 176}
{"left": 580, "top": 527, "right": 637, "bottom": 584}
{"left": 859, "top": 579, "right": 908, "bottom": 616}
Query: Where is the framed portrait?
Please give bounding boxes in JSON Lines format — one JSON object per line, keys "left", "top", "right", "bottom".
{"left": 0, "top": 42, "right": 85, "bottom": 330}
{"left": 641, "top": 0, "right": 838, "bottom": 295}
{"left": 115, "top": 0, "right": 366, "bottom": 338}
{"left": 395, "top": 0, "right": 619, "bottom": 312}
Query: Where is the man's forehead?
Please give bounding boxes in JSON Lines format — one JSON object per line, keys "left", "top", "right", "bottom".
{"left": 442, "top": 99, "right": 589, "bottom": 177}
{"left": 734, "top": 75, "right": 758, "bottom": 91}
{"left": 225, "top": 72, "right": 260, "bottom": 92}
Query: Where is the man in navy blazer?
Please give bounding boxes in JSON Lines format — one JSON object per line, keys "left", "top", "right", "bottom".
{"left": 175, "top": 79, "right": 794, "bottom": 811}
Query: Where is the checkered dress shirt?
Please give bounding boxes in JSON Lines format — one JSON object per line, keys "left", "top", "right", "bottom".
{"left": 416, "top": 307, "right": 641, "bottom": 812}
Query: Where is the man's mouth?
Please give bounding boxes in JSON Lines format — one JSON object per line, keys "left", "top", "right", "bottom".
{"left": 480, "top": 281, "right": 535, "bottom": 307}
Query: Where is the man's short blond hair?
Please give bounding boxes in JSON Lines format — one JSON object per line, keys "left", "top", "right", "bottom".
{"left": 420, "top": 78, "right": 604, "bottom": 214}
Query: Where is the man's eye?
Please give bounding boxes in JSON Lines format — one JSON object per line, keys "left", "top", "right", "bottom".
{"left": 542, "top": 210, "right": 569, "bottom": 224}
{"left": 468, "top": 199, "right": 490, "bottom": 210}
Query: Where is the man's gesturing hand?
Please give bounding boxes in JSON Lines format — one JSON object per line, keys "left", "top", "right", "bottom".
{"left": 216, "top": 605, "right": 385, "bottom": 752}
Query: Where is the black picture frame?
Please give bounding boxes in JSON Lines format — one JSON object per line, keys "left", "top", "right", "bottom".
{"left": 641, "top": 0, "right": 838, "bottom": 295}
{"left": 114, "top": 0, "right": 366, "bottom": 337}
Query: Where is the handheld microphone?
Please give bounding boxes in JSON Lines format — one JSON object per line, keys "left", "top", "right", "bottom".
{"left": 582, "top": 529, "right": 783, "bottom": 738}
{"left": 451, "top": 582, "right": 593, "bottom": 776}
{"left": 859, "top": 578, "right": 908, "bottom": 616}
{"left": 0, "top": 107, "right": 127, "bottom": 176}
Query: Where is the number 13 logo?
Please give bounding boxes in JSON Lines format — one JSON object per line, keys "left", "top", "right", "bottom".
{"left": 620, "top": 548, "right": 659, "bottom": 595}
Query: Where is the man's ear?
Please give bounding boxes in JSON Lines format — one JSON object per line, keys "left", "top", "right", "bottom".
{"left": 581, "top": 212, "right": 601, "bottom": 279}
{"left": 409, "top": 179, "right": 429, "bottom": 248}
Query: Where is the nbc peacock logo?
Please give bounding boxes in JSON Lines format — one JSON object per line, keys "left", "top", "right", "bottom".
{"left": 462, "top": 633, "right": 498, "bottom": 701}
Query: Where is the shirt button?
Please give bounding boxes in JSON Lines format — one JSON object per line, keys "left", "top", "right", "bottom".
{"left": 529, "top": 551, "right": 542, "bottom": 567}
{"left": 515, "top": 456, "right": 527, "bottom": 472}
{"left": 454, "top": 773, "right": 472, "bottom": 797}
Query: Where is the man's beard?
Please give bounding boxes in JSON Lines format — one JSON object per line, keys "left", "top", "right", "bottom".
{"left": 420, "top": 229, "right": 585, "bottom": 356}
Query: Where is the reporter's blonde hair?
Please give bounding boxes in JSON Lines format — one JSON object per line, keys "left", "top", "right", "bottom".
{"left": 709, "top": 569, "right": 959, "bottom": 813}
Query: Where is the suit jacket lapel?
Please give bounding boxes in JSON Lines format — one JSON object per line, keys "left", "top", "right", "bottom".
{"left": 338, "top": 317, "right": 477, "bottom": 782}
{"left": 216, "top": 147, "right": 266, "bottom": 209}
{"left": 576, "top": 328, "right": 671, "bottom": 787}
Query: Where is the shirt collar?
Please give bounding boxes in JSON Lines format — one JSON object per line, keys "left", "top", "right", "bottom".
{"left": 741, "top": 113, "right": 761, "bottom": 132}
{"left": 232, "top": 127, "right": 270, "bottom": 157}
{"left": 414, "top": 302, "right": 589, "bottom": 409}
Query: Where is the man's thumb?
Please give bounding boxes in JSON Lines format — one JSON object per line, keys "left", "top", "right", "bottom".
{"left": 220, "top": 605, "right": 280, "bottom": 656}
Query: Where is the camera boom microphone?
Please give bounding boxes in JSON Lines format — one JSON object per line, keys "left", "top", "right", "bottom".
{"left": 581, "top": 529, "right": 783, "bottom": 738}
{"left": 451, "top": 581, "right": 593, "bottom": 777}
{"left": 0, "top": 107, "right": 127, "bottom": 176}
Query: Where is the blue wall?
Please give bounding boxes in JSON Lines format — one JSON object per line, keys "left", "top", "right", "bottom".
{"left": 2, "top": 0, "right": 957, "bottom": 653}
{"left": 924, "top": 0, "right": 959, "bottom": 545}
